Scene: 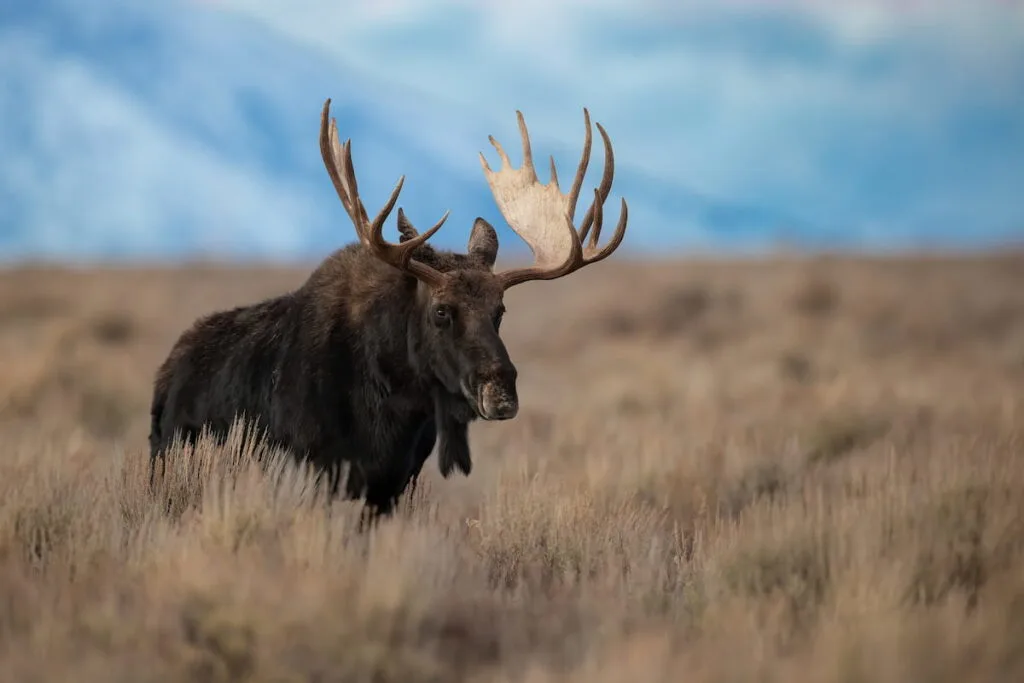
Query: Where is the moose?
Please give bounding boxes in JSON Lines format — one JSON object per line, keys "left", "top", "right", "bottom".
{"left": 148, "top": 97, "right": 628, "bottom": 521}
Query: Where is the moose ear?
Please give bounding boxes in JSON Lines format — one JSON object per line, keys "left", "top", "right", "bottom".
{"left": 396, "top": 208, "right": 419, "bottom": 243}
{"left": 467, "top": 217, "right": 498, "bottom": 268}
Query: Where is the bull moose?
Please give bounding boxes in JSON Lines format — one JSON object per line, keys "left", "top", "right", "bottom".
{"left": 148, "top": 97, "right": 628, "bottom": 520}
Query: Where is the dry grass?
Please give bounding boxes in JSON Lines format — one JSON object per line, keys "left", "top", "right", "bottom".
{"left": 1, "top": 251, "right": 1023, "bottom": 682}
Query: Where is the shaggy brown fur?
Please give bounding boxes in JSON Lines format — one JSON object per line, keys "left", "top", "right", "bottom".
{"left": 149, "top": 210, "right": 516, "bottom": 521}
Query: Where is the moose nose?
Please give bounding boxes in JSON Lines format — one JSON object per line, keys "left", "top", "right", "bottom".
{"left": 478, "top": 368, "right": 519, "bottom": 420}
{"left": 480, "top": 385, "right": 519, "bottom": 420}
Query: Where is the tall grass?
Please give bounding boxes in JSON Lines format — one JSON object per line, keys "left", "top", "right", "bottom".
{"left": 0, "top": 253, "right": 1022, "bottom": 681}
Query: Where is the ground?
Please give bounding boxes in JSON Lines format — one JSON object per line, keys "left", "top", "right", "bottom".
{"left": 0, "top": 251, "right": 1022, "bottom": 682}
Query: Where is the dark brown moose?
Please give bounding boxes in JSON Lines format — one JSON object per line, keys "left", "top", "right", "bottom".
{"left": 148, "top": 97, "right": 628, "bottom": 522}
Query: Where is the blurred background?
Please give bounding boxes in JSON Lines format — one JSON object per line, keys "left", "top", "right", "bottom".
{"left": 2, "top": 8, "right": 1024, "bottom": 679}
{"left": 3, "top": 0, "right": 1023, "bottom": 264}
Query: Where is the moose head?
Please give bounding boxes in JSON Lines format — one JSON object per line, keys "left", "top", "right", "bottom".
{"left": 318, "top": 99, "right": 628, "bottom": 425}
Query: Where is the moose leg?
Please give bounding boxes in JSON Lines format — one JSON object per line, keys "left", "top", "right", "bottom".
{"left": 148, "top": 396, "right": 167, "bottom": 491}
{"left": 327, "top": 460, "right": 345, "bottom": 497}
{"left": 148, "top": 426, "right": 198, "bottom": 491}
{"left": 147, "top": 451, "right": 166, "bottom": 491}
{"left": 341, "top": 461, "right": 367, "bottom": 501}
{"left": 359, "top": 479, "right": 403, "bottom": 532}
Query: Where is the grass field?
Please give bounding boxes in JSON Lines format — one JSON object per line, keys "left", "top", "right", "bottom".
{"left": 0, "top": 251, "right": 1022, "bottom": 682}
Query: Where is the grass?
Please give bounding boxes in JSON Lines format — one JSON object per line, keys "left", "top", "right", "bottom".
{"left": 0, "top": 251, "right": 1022, "bottom": 682}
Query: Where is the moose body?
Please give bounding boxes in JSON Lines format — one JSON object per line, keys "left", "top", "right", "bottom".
{"left": 149, "top": 98, "right": 627, "bottom": 520}
{"left": 150, "top": 223, "right": 507, "bottom": 514}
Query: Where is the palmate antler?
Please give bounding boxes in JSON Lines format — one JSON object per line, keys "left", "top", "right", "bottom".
{"left": 319, "top": 98, "right": 448, "bottom": 286}
{"left": 479, "top": 109, "right": 629, "bottom": 290}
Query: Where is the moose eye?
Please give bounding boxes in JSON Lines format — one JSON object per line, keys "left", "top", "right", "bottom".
{"left": 434, "top": 305, "right": 453, "bottom": 326}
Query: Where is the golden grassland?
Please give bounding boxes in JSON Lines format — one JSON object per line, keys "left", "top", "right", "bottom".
{"left": 0, "top": 251, "right": 1022, "bottom": 682}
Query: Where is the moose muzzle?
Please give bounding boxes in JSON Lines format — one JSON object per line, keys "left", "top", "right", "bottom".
{"left": 475, "top": 364, "right": 518, "bottom": 421}
{"left": 479, "top": 383, "right": 518, "bottom": 420}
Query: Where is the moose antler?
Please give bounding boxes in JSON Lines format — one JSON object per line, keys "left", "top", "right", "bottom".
{"left": 320, "top": 98, "right": 448, "bottom": 286}
{"left": 479, "top": 109, "right": 628, "bottom": 290}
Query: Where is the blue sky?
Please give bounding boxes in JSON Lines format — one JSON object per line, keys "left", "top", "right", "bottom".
{"left": 2, "top": 0, "right": 1023, "bottom": 263}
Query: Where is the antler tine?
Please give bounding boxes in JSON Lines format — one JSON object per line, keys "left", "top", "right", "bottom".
{"left": 481, "top": 107, "right": 628, "bottom": 291}
{"left": 583, "top": 187, "right": 630, "bottom": 265}
{"left": 516, "top": 111, "right": 538, "bottom": 182}
{"left": 576, "top": 121, "right": 617, "bottom": 248}
{"left": 319, "top": 104, "right": 359, "bottom": 229}
{"left": 319, "top": 98, "right": 447, "bottom": 286}
{"left": 566, "top": 108, "right": 593, "bottom": 222}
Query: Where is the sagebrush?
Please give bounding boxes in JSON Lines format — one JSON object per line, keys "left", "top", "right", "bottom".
{"left": 0, "top": 253, "right": 1022, "bottom": 682}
